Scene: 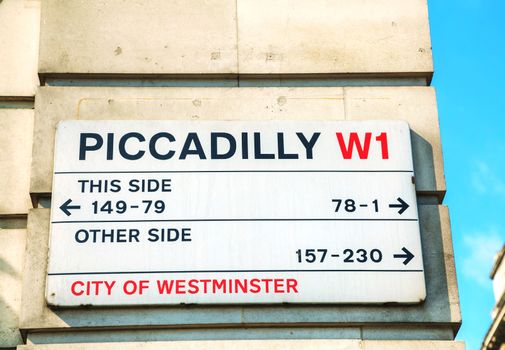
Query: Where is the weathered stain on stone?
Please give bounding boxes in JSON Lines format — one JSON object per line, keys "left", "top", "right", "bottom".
{"left": 210, "top": 51, "right": 221, "bottom": 60}
{"left": 265, "top": 52, "right": 283, "bottom": 62}
{"left": 59, "top": 52, "right": 69, "bottom": 66}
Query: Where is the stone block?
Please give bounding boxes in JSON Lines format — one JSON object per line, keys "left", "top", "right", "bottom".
{"left": 237, "top": 0, "right": 433, "bottom": 76}
{"left": 38, "top": 0, "right": 237, "bottom": 76}
{"left": 364, "top": 340, "right": 465, "bottom": 350}
{"left": 0, "top": 0, "right": 40, "bottom": 96}
{"left": 0, "top": 227, "right": 26, "bottom": 347}
{"left": 361, "top": 327, "right": 455, "bottom": 341}
{"left": 17, "top": 340, "right": 466, "bottom": 349}
{"left": 0, "top": 109, "right": 34, "bottom": 215}
{"left": 25, "top": 328, "right": 361, "bottom": 344}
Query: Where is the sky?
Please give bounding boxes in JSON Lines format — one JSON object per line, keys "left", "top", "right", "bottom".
{"left": 427, "top": 0, "right": 505, "bottom": 349}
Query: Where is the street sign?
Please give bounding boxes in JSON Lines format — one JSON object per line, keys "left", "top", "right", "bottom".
{"left": 46, "top": 120, "right": 425, "bottom": 306}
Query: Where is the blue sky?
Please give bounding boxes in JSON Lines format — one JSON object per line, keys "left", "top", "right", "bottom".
{"left": 428, "top": 0, "right": 505, "bottom": 349}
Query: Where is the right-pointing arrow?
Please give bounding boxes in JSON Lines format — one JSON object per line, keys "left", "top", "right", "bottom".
{"left": 389, "top": 197, "right": 409, "bottom": 215}
{"left": 393, "top": 247, "right": 415, "bottom": 265}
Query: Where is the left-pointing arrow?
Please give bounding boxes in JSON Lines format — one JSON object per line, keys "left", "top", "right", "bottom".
{"left": 60, "top": 199, "right": 81, "bottom": 216}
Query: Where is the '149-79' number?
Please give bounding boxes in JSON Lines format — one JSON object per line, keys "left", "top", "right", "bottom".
{"left": 91, "top": 200, "right": 165, "bottom": 214}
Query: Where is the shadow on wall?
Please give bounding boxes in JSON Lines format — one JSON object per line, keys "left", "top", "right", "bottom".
{"left": 0, "top": 254, "right": 23, "bottom": 346}
{"left": 411, "top": 130, "right": 439, "bottom": 200}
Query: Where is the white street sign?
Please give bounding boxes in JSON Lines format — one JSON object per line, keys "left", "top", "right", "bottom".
{"left": 46, "top": 120, "right": 425, "bottom": 306}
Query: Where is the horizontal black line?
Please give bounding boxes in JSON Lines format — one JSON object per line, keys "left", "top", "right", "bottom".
{"left": 54, "top": 170, "right": 414, "bottom": 175}
{"left": 48, "top": 269, "right": 424, "bottom": 276}
{"left": 51, "top": 218, "right": 418, "bottom": 224}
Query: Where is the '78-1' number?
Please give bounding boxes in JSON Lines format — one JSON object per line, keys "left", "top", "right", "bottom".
{"left": 332, "top": 199, "right": 379, "bottom": 212}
